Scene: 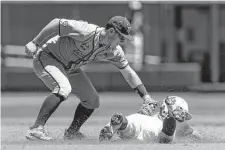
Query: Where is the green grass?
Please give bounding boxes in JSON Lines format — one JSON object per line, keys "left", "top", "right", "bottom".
{"left": 1, "top": 92, "right": 225, "bottom": 150}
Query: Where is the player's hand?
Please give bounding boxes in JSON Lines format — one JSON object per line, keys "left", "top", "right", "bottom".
{"left": 138, "top": 95, "right": 160, "bottom": 116}
{"left": 143, "top": 95, "right": 160, "bottom": 109}
{"left": 25, "top": 41, "right": 38, "bottom": 57}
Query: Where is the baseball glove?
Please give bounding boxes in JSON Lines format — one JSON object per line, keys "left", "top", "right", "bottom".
{"left": 138, "top": 98, "right": 160, "bottom": 116}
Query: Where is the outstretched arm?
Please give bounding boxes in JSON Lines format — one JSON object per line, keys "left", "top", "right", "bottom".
{"left": 106, "top": 46, "right": 155, "bottom": 101}
{"left": 105, "top": 46, "right": 159, "bottom": 115}
{"left": 119, "top": 64, "right": 152, "bottom": 101}
{"left": 119, "top": 65, "right": 160, "bottom": 115}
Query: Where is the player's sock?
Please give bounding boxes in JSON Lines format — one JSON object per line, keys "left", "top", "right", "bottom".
{"left": 67, "top": 103, "right": 94, "bottom": 132}
{"left": 31, "top": 93, "right": 64, "bottom": 129}
{"left": 162, "top": 116, "right": 176, "bottom": 136}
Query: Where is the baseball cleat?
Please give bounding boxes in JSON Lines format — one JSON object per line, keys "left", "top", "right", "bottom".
{"left": 63, "top": 129, "right": 86, "bottom": 140}
{"left": 172, "top": 106, "right": 192, "bottom": 122}
{"left": 164, "top": 96, "right": 176, "bottom": 106}
{"left": 26, "top": 125, "right": 53, "bottom": 141}
{"left": 164, "top": 96, "right": 192, "bottom": 122}
{"left": 99, "top": 113, "right": 124, "bottom": 141}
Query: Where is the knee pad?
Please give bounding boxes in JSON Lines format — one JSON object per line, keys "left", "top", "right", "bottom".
{"left": 53, "top": 84, "right": 72, "bottom": 100}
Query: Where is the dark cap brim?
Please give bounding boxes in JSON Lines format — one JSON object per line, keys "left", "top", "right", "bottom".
{"left": 120, "top": 33, "right": 134, "bottom": 41}
{"left": 114, "top": 27, "right": 134, "bottom": 41}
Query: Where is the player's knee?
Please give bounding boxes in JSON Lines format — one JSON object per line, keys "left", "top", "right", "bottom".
{"left": 81, "top": 94, "right": 100, "bottom": 109}
{"left": 57, "top": 84, "right": 72, "bottom": 100}
{"left": 90, "top": 94, "right": 100, "bottom": 109}
{"left": 53, "top": 93, "right": 66, "bottom": 102}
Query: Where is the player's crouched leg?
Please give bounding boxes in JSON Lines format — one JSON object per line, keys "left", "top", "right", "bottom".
{"left": 80, "top": 94, "right": 100, "bottom": 109}
{"left": 63, "top": 94, "right": 99, "bottom": 140}
{"left": 26, "top": 92, "right": 69, "bottom": 141}
{"left": 53, "top": 82, "right": 72, "bottom": 100}
{"left": 158, "top": 116, "right": 176, "bottom": 143}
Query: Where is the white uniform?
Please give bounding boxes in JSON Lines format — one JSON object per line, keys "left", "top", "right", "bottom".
{"left": 119, "top": 113, "right": 163, "bottom": 142}
{"left": 115, "top": 113, "right": 194, "bottom": 142}
{"left": 105, "top": 96, "right": 199, "bottom": 143}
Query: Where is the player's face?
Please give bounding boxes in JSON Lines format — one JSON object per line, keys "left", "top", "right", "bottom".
{"left": 106, "top": 28, "right": 126, "bottom": 47}
{"left": 116, "top": 32, "right": 126, "bottom": 44}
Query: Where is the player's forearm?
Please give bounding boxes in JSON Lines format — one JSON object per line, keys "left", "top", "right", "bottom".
{"left": 120, "top": 65, "right": 150, "bottom": 99}
{"left": 120, "top": 65, "right": 142, "bottom": 88}
{"left": 32, "top": 18, "right": 60, "bottom": 46}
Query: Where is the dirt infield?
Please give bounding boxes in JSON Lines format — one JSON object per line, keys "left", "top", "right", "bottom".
{"left": 1, "top": 92, "right": 225, "bottom": 150}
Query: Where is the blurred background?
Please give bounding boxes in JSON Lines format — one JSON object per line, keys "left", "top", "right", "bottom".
{"left": 1, "top": 1, "right": 225, "bottom": 92}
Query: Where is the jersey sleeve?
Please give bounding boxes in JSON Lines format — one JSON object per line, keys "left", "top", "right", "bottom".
{"left": 59, "top": 19, "right": 93, "bottom": 37}
{"left": 106, "top": 45, "right": 129, "bottom": 69}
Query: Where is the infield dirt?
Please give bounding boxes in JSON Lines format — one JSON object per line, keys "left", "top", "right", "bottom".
{"left": 1, "top": 92, "right": 225, "bottom": 150}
